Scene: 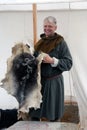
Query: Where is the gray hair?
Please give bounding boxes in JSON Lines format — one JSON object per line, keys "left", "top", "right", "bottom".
{"left": 44, "top": 16, "right": 57, "bottom": 25}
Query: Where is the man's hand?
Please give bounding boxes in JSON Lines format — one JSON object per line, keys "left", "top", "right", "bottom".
{"left": 43, "top": 54, "right": 54, "bottom": 64}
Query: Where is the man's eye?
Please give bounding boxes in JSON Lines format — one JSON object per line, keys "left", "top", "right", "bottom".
{"left": 48, "top": 26, "right": 52, "bottom": 28}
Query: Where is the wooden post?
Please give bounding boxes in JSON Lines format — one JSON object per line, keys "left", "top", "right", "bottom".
{"left": 33, "top": 3, "right": 37, "bottom": 45}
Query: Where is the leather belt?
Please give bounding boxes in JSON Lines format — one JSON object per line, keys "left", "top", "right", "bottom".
{"left": 42, "top": 74, "right": 61, "bottom": 80}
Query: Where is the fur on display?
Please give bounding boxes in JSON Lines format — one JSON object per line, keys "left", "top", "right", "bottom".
{"left": 0, "top": 42, "right": 46, "bottom": 120}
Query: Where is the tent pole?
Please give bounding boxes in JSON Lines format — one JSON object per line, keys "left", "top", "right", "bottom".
{"left": 33, "top": 3, "right": 37, "bottom": 45}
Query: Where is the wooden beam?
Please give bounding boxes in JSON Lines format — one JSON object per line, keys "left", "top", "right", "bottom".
{"left": 33, "top": 3, "right": 37, "bottom": 45}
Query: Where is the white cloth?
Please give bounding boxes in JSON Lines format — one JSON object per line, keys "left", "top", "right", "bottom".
{"left": 0, "top": 87, "right": 19, "bottom": 110}
{"left": 70, "top": 55, "right": 87, "bottom": 129}
{"left": 51, "top": 57, "right": 59, "bottom": 67}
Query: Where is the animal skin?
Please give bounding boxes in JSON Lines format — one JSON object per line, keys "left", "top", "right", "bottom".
{"left": 0, "top": 42, "right": 46, "bottom": 120}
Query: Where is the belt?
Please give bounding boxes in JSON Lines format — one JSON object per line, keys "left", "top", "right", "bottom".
{"left": 42, "top": 74, "right": 61, "bottom": 80}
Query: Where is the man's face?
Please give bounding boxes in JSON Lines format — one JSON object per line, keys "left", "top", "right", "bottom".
{"left": 43, "top": 21, "right": 57, "bottom": 37}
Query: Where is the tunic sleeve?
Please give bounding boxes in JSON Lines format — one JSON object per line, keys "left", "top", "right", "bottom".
{"left": 56, "top": 40, "right": 73, "bottom": 72}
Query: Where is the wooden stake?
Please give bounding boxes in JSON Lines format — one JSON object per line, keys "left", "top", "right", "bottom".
{"left": 33, "top": 3, "right": 37, "bottom": 45}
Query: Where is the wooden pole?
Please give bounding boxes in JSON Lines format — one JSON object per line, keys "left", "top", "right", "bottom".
{"left": 33, "top": 3, "right": 37, "bottom": 45}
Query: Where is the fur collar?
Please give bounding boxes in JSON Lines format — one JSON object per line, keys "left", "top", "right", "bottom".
{"left": 34, "top": 33, "right": 64, "bottom": 53}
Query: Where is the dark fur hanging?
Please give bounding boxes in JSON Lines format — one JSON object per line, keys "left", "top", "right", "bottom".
{"left": 0, "top": 42, "right": 45, "bottom": 121}
{"left": 12, "top": 52, "right": 38, "bottom": 107}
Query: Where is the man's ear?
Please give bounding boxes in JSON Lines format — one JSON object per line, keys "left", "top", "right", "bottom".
{"left": 55, "top": 25, "right": 57, "bottom": 30}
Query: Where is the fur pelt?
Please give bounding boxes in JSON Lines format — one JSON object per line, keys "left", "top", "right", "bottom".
{"left": 1, "top": 42, "right": 46, "bottom": 120}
